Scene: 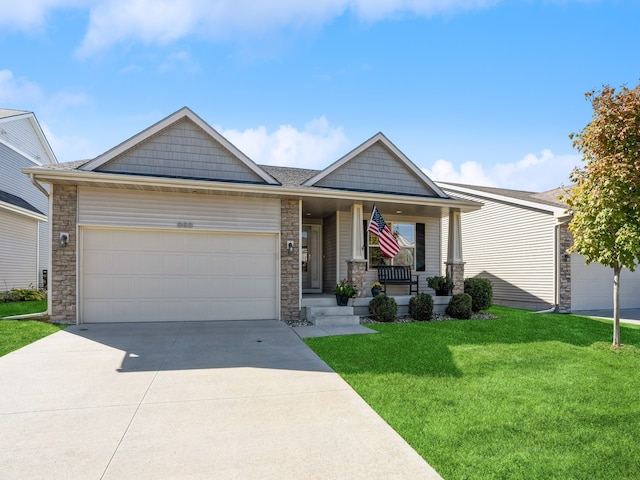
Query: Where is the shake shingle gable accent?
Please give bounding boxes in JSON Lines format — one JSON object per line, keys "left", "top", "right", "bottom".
{"left": 303, "top": 132, "right": 449, "bottom": 198}
{"left": 81, "top": 107, "right": 279, "bottom": 185}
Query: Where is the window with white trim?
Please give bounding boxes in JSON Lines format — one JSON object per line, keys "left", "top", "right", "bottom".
{"left": 368, "top": 222, "right": 415, "bottom": 268}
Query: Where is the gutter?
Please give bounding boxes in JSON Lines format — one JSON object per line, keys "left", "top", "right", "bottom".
{"left": 30, "top": 173, "right": 50, "bottom": 197}
{"left": 24, "top": 167, "right": 482, "bottom": 213}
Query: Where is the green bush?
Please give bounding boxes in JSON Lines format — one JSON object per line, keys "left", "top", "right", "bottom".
{"left": 464, "top": 277, "right": 493, "bottom": 312}
{"left": 368, "top": 295, "right": 398, "bottom": 322}
{"left": 1, "top": 288, "right": 46, "bottom": 303}
{"left": 409, "top": 293, "right": 434, "bottom": 321}
{"left": 446, "top": 293, "right": 473, "bottom": 319}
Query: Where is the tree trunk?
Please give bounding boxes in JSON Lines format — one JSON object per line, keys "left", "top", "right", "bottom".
{"left": 613, "top": 263, "right": 621, "bottom": 347}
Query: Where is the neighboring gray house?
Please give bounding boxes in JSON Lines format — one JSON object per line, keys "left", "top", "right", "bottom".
{"left": 25, "top": 107, "right": 480, "bottom": 324}
{"left": 1, "top": 109, "right": 57, "bottom": 291}
{"left": 439, "top": 182, "right": 640, "bottom": 312}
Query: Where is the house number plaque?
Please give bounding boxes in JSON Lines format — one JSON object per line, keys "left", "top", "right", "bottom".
{"left": 177, "top": 222, "right": 194, "bottom": 228}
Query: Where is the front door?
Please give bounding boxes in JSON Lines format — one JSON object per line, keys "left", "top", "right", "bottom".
{"left": 302, "top": 224, "right": 322, "bottom": 293}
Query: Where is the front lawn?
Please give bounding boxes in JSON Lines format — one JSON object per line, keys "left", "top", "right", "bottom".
{"left": 0, "top": 300, "right": 47, "bottom": 318}
{"left": 0, "top": 320, "right": 66, "bottom": 357}
{"left": 305, "top": 306, "right": 640, "bottom": 480}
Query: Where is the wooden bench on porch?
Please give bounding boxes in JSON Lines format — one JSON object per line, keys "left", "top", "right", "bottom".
{"left": 377, "top": 265, "right": 419, "bottom": 295}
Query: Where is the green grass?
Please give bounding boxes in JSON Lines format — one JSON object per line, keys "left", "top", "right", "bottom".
{"left": 0, "top": 300, "right": 47, "bottom": 318}
{"left": 305, "top": 306, "right": 640, "bottom": 480}
{"left": 0, "top": 320, "right": 66, "bottom": 356}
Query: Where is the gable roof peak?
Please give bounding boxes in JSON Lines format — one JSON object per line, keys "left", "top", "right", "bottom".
{"left": 303, "top": 131, "right": 448, "bottom": 198}
{"left": 80, "top": 107, "right": 278, "bottom": 185}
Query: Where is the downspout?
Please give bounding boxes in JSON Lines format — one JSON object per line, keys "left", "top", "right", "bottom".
{"left": 30, "top": 173, "right": 49, "bottom": 198}
{"left": 30, "top": 173, "right": 52, "bottom": 317}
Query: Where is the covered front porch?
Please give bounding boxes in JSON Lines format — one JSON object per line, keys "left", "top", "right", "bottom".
{"left": 294, "top": 196, "right": 474, "bottom": 322}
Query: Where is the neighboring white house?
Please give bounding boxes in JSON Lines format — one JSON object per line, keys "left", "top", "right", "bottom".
{"left": 0, "top": 109, "right": 57, "bottom": 291}
{"left": 439, "top": 182, "right": 640, "bottom": 312}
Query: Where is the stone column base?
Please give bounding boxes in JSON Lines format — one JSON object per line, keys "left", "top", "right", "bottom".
{"left": 347, "top": 259, "right": 368, "bottom": 298}
{"left": 446, "top": 262, "right": 465, "bottom": 295}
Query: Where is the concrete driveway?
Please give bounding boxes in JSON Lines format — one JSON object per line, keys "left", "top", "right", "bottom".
{"left": 0, "top": 320, "right": 441, "bottom": 480}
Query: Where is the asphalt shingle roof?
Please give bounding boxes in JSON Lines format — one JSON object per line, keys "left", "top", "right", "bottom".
{"left": 0, "top": 190, "right": 44, "bottom": 215}
{"left": 441, "top": 182, "right": 569, "bottom": 209}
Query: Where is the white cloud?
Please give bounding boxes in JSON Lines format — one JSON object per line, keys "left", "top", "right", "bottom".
{"left": 40, "top": 122, "right": 96, "bottom": 162}
{"left": 156, "top": 50, "right": 199, "bottom": 73}
{"left": 423, "top": 159, "right": 497, "bottom": 187}
{"left": 0, "top": 69, "right": 43, "bottom": 104}
{"left": 73, "top": 0, "right": 506, "bottom": 57}
{"left": 423, "top": 149, "right": 581, "bottom": 192}
{"left": 0, "top": 0, "right": 94, "bottom": 31}
{"left": 0, "top": 69, "right": 89, "bottom": 112}
{"left": 219, "top": 116, "right": 350, "bottom": 169}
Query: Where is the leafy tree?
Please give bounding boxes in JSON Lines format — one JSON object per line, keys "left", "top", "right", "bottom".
{"left": 566, "top": 82, "right": 640, "bottom": 346}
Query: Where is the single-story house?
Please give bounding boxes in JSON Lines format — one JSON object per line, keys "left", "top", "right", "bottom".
{"left": 1, "top": 109, "right": 57, "bottom": 291}
{"left": 24, "top": 107, "right": 480, "bottom": 324}
{"left": 439, "top": 182, "right": 640, "bottom": 312}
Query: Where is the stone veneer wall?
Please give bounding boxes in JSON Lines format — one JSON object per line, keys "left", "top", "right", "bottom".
{"left": 558, "top": 223, "right": 572, "bottom": 313}
{"left": 50, "top": 184, "right": 77, "bottom": 324}
{"left": 280, "top": 199, "right": 300, "bottom": 323}
{"left": 347, "top": 260, "right": 367, "bottom": 298}
{"left": 446, "top": 262, "right": 465, "bottom": 295}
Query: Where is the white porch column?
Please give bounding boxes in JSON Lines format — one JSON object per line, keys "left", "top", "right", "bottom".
{"left": 350, "top": 203, "right": 364, "bottom": 260}
{"left": 446, "top": 208, "right": 465, "bottom": 294}
{"left": 347, "top": 203, "right": 367, "bottom": 297}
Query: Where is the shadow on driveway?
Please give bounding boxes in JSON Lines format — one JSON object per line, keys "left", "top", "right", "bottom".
{"left": 65, "top": 320, "right": 334, "bottom": 373}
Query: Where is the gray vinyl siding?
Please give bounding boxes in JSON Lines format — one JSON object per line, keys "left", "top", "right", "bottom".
{"left": 78, "top": 187, "right": 280, "bottom": 233}
{"left": 1, "top": 143, "right": 49, "bottom": 288}
{"left": 0, "top": 209, "right": 38, "bottom": 290}
{"left": 442, "top": 189, "right": 556, "bottom": 309}
{"left": 322, "top": 213, "right": 337, "bottom": 293}
{"left": 0, "top": 144, "right": 48, "bottom": 214}
{"left": 98, "top": 118, "right": 266, "bottom": 183}
{"left": 315, "top": 143, "right": 437, "bottom": 196}
{"left": 0, "top": 117, "right": 49, "bottom": 163}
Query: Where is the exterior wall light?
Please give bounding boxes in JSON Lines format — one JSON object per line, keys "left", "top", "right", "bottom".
{"left": 287, "top": 240, "right": 294, "bottom": 254}
{"left": 60, "top": 232, "right": 69, "bottom": 247}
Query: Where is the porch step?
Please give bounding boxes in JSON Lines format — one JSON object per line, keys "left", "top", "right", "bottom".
{"left": 306, "top": 305, "right": 361, "bottom": 327}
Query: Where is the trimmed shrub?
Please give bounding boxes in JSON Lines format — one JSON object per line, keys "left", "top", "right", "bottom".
{"left": 409, "top": 293, "right": 434, "bottom": 321}
{"left": 446, "top": 293, "right": 473, "bottom": 319}
{"left": 464, "top": 277, "right": 493, "bottom": 312}
{"left": 1, "top": 288, "right": 46, "bottom": 303}
{"left": 368, "top": 295, "right": 398, "bottom": 323}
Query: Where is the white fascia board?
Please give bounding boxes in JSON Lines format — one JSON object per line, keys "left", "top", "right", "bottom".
{"left": 0, "top": 112, "right": 57, "bottom": 166}
{"left": 303, "top": 132, "right": 448, "bottom": 198}
{"left": 25, "top": 167, "right": 481, "bottom": 212}
{"left": 28, "top": 114, "right": 58, "bottom": 165}
{"left": 439, "top": 182, "right": 569, "bottom": 218}
{"left": 0, "top": 200, "right": 47, "bottom": 222}
{"left": 81, "top": 107, "right": 279, "bottom": 185}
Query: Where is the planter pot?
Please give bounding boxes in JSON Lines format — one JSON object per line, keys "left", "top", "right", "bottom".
{"left": 371, "top": 287, "right": 382, "bottom": 297}
{"left": 336, "top": 294, "right": 350, "bottom": 306}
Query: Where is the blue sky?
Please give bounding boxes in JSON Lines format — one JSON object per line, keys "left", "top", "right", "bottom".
{"left": 1, "top": 1, "right": 638, "bottom": 191}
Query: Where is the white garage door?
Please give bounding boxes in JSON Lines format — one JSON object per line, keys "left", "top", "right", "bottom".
{"left": 81, "top": 228, "right": 278, "bottom": 323}
{"left": 571, "top": 253, "right": 640, "bottom": 310}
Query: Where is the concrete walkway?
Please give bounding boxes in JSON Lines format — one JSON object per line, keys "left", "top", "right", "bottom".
{"left": 0, "top": 320, "right": 441, "bottom": 480}
{"left": 573, "top": 308, "right": 640, "bottom": 326}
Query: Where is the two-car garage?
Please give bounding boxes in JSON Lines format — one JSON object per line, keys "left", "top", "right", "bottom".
{"left": 77, "top": 188, "right": 280, "bottom": 323}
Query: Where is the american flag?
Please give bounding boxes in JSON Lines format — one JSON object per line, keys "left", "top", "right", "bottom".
{"left": 367, "top": 205, "right": 400, "bottom": 258}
